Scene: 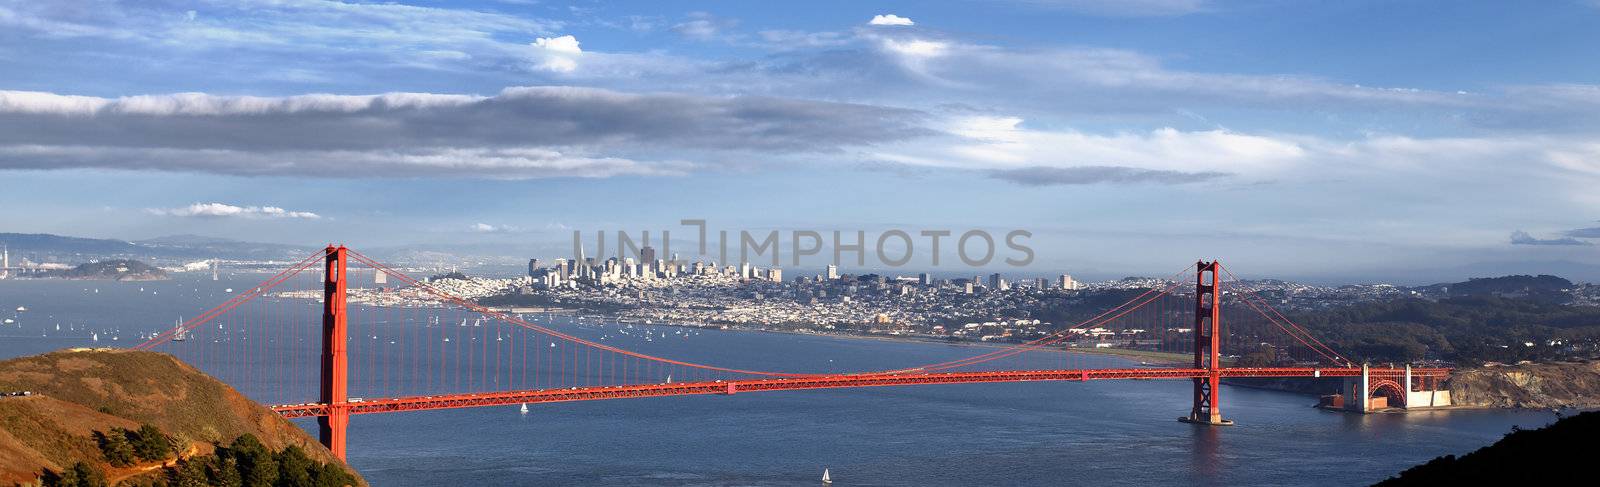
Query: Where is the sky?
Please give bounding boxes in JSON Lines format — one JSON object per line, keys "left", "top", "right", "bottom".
{"left": 1, "top": 0, "right": 1599, "bottom": 283}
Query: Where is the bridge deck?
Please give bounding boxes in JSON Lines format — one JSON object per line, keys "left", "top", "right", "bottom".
{"left": 270, "top": 367, "right": 1448, "bottom": 418}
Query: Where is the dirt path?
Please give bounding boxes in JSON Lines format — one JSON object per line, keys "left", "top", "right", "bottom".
{"left": 106, "top": 444, "right": 199, "bottom": 485}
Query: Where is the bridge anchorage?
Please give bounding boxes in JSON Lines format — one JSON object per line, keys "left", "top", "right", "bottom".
{"left": 134, "top": 246, "right": 1452, "bottom": 461}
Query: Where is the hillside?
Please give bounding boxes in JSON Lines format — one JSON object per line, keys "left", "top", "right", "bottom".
{"left": 0, "top": 349, "right": 362, "bottom": 486}
{"left": 0, "top": 233, "right": 312, "bottom": 263}
{"left": 37, "top": 260, "right": 168, "bottom": 281}
{"left": 1292, "top": 294, "right": 1600, "bottom": 364}
{"left": 1373, "top": 410, "right": 1597, "bottom": 486}
{"left": 1446, "top": 360, "right": 1600, "bottom": 408}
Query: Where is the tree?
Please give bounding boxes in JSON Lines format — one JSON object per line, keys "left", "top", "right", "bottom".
{"left": 95, "top": 429, "right": 136, "bottom": 467}
{"left": 42, "top": 462, "right": 107, "bottom": 487}
{"left": 131, "top": 423, "right": 175, "bottom": 461}
{"left": 167, "top": 458, "right": 211, "bottom": 487}
{"left": 312, "top": 463, "right": 358, "bottom": 487}
{"left": 207, "top": 455, "right": 244, "bottom": 487}
{"left": 222, "top": 434, "right": 278, "bottom": 487}
{"left": 273, "top": 446, "right": 314, "bottom": 487}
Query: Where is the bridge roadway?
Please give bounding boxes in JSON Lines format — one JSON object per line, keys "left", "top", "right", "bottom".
{"left": 269, "top": 366, "right": 1449, "bottom": 418}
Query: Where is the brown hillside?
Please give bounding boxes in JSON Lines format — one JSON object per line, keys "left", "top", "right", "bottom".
{"left": 1448, "top": 360, "right": 1600, "bottom": 408}
{"left": 0, "top": 348, "right": 361, "bottom": 485}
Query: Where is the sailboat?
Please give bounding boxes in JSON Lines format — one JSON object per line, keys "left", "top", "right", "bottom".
{"left": 822, "top": 469, "right": 832, "bottom": 484}
{"left": 519, "top": 403, "right": 529, "bottom": 415}
{"left": 172, "top": 317, "right": 188, "bottom": 341}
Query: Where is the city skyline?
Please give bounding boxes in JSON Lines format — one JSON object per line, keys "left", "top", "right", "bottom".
{"left": 2, "top": 1, "right": 1600, "bottom": 282}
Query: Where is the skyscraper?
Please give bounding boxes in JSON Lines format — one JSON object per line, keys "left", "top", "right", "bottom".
{"left": 641, "top": 246, "right": 656, "bottom": 266}
{"left": 527, "top": 258, "right": 540, "bottom": 277}
{"left": 918, "top": 272, "right": 931, "bottom": 286}
{"left": 1059, "top": 274, "right": 1079, "bottom": 290}
{"left": 826, "top": 264, "right": 839, "bottom": 280}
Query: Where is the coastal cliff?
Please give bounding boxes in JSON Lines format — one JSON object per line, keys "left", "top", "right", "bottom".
{"left": 1446, "top": 360, "right": 1600, "bottom": 409}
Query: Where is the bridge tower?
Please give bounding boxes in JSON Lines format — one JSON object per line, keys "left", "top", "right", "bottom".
{"left": 1181, "top": 260, "right": 1234, "bottom": 426}
{"left": 318, "top": 245, "right": 350, "bottom": 460}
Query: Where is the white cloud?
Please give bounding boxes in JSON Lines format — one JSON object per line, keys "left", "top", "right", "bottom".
{"left": 531, "top": 35, "right": 582, "bottom": 72}
{"left": 671, "top": 12, "right": 737, "bottom": 41}
{"left": 148, "top": 203, "right": 321, "bottom": 219}
{"left": 758, "top": 30, "right": 850, "bottom": 49}
{"left": 0, "top": 0, "right": 559, "bottom": 64}
{"left": 876, "top": 115, "right": 1305, "bottom": 175}
{"left": 470, "top": 223, "right": 518, "bottom": 233}
{"left": 533, "top": 35, "right": 581, "bottom": 54}
{"left": 869, "top": 14, "right": 916, "bottom": 26}
{"left": 881, "top": 38, "right": 948, "bottom": 59}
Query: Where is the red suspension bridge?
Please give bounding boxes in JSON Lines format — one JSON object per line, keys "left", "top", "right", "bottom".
{"left": 132, "top": 246, "right": 1450, "bottom": 461}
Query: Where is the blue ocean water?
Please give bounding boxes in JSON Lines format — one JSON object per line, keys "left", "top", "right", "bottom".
{"left": 0, "top": 275, "right": 1563, "bottom": 486}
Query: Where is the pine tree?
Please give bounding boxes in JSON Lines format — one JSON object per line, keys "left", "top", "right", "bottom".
{"left": 95, "top": 429, "right": 136, "bottom": 467}
{"left": 132, "top": 424, "right": 174, "bottom": 461}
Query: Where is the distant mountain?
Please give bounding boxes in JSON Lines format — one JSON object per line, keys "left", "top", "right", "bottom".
{"left": 0, "top": 232, "right": 315, "bottom": 263}
{"left": 37, "top": 259, "right": 169, "bottom": 281}
{"left": 1412, "top": 274, "right": 1576, "bottom": 304}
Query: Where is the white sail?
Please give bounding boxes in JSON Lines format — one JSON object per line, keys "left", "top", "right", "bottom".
{"left": 822, "top": 469, "right": 831, "bottom": 483}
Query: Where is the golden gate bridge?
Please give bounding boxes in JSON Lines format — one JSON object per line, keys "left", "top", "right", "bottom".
{"left": 132, "top": 246, "right": 1450, "bottom": 461}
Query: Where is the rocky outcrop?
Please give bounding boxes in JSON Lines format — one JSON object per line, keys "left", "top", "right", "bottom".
{"left": 1447, "top": 361, "right": 1600, "bottom": 409}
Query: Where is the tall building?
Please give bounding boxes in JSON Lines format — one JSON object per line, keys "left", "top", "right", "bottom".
{"left": 918, "top": 272, "right": 931, "bottom": 286}
{"left": 527, "top": 258, "right": 540, "bottom": 277}
{"left": 768, "top": 268, "right": 783, "bottom": 282}
{"left": 826, "top": 264, "right": 839, "bottom": 280}
{"left": 641, "top": 246, "right": 656, "bottom": 266}
{"left": 1059, "top": 274, "right": 1079, "bottom": 290}
{"left": 988, "top": 273, "right": 1002, "bottom": 289}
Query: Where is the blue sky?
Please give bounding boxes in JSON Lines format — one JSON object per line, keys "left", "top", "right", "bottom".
{"left": 2, "top": 0, "right": 1599, "bottom": 282}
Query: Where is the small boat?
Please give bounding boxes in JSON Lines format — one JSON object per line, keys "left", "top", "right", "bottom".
{"left": 14, "top": 306, "right": 25, "bottom": 312}
{"left": 2, "top": 318, "right": 14, "bottom": 325}
{"left": 822, "top": 469, "right": 832, "bottom": 484}
{"left": 172, "top": 317, "right": 188, "bottom": 341}
{"left": 519, "top": 403, "right": 529, "bottom": 415}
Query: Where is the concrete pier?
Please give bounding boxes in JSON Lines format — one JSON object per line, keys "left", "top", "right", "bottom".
{"left": 1334, "top": 363, "right": 1452, "bottom": 412}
